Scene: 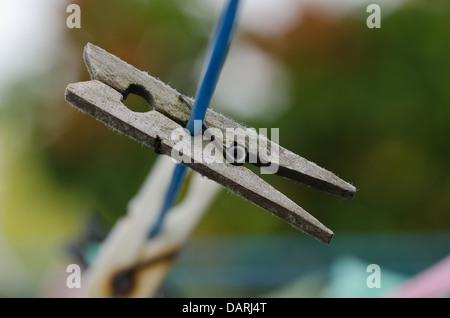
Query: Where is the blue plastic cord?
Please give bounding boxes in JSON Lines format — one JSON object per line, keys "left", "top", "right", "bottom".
{"left": 149, "top": 162, "right": 187, "bottom": 238}
{"left": 149, "top": 0, "right": 241, "bottom": 238}
{"left": 186, "top": 0, "right": 240, "bottom": 135}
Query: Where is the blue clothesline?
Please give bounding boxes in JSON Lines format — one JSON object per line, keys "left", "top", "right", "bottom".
{"left": 149, "top": 0, "right": 241, "bottom": 238}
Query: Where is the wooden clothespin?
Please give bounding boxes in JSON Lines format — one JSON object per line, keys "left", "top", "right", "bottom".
{"left": 81, "top": 156, "right": 221, "bottom": 297}
{"left": 65, "top": 42, "right": 355, "bottom": 296}
{"left": 66, "top": 43, "right": 355, "bottom": 244}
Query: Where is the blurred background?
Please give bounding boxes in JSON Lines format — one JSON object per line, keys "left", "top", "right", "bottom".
{"left": 0, "top": 0, "right": 449, "bottom": 297}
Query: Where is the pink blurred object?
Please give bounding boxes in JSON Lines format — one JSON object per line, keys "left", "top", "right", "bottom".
{"left": 390, "top": 255, "right": 450, "bottom": 298}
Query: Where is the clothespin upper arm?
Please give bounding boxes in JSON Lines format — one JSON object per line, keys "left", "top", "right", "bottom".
{"left": 65, "top": 43, "right": 356, "bottom": 244}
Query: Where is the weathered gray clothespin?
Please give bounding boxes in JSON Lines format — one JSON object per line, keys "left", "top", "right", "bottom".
{"left": 65, "top": 43, "right": 356, "bottom": 297}
{"left": 66, "top": 43, "right": 355, "bottom": 244}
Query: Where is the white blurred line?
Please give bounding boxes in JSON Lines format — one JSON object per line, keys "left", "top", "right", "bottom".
{"left": 212, "top": 40, "right": 290, "bottom": 120}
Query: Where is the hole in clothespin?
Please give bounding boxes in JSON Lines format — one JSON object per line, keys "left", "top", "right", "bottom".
{"left": 225, "top": 141, "right": 248, "bottom": 166}
{"left": 123, "top": 84, "right": 154, "bottom": 113}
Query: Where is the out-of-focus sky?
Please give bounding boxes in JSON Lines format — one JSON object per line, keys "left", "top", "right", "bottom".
{"left": 0, "top": 0, "right": 65, "bottom": 98}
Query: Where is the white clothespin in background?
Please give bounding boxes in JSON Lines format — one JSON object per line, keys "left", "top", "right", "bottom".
{"left": 82, "top": 156, "right": 221, "bottom": 297}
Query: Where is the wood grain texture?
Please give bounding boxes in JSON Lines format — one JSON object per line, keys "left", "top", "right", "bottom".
{"left": 82, "top": 43, "right": 356, "bottom": 199}
{"left": 64, "top": 43, "right": 358, "bottom": 243}
{"left": 65, "top": 80, "right": 333, "bottom": 243}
